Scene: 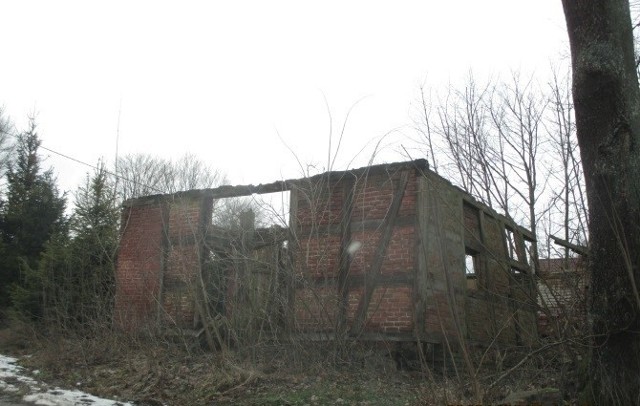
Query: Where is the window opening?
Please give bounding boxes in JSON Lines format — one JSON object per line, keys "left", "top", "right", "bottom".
{"left": 465, "top": 248, "right": 479, "bottom": 291}
{"left": 465, "top": 252, "right": 477, "bottom": 277}
{"left": 505, "top": 228, "right": 516, "bottom": 260}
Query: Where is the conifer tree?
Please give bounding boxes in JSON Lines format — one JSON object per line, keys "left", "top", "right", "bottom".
{"left": 0, "top": 118, "right": 66, "bottom": 316}
{"left": 39, "top": 162, "right": 119, "bottom": 329}
{"left": 68, "top": 162, "right": 119, "bottom": 325}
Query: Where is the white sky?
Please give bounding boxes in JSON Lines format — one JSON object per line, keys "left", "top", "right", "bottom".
{"left": 1, "top": 0, "right": 569, "bottom": 196}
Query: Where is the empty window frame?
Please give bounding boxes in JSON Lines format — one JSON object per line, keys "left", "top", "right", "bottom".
{"left": 465, "top": 248, "right": 480, "bottom": 291}
{"left": 505, "top": 227, "right": 517, "bottom": 260}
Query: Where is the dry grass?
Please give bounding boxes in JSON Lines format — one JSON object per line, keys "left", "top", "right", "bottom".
{"left": 0, "top": 322, "right": 582, "bottom": 405}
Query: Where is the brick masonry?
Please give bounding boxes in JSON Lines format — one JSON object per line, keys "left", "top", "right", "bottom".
{"left": 115, "top": 160, "right": 538, "bottom": 349}
{"left": 290, "top": 161, "right": 537, "bottom": 346}
{"left": 114, "top": 202, "right": 165, "bottom": 331}
{"left": 114, "top": 195, "right": 210, "bottom": 331}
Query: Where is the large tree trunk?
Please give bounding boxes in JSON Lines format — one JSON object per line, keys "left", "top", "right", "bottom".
{"left": 561, "top": 0, "right": 640, "bottom": 403}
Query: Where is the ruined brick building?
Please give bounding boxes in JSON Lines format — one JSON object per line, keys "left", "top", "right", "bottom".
{"left": 114, "top": 159, "right": 539, "bottom": 350}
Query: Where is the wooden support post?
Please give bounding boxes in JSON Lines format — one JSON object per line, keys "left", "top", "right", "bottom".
{"left": 157, "top": 202, "right": 170, "bottom": 329}
{"left": 478, "top": 210, "right": 499, "bottom": 339}
{"left": 350, "top": 170, "right": 410, "bottom": 336}
{"left": 337, "top": 176, "right": 356, "bottom": 334}
{"left": 237, "top": 209, "right": 256, "bottom": 303}
{"left": 414, "top": 174, "right": 427, "bottom": 338}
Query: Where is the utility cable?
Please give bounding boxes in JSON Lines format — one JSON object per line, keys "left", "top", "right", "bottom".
{"left": 6, "top": 132, "right": 166, "bottom": 195}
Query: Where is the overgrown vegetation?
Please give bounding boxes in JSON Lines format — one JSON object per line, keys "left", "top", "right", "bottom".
{"left": 0, "top": 322, "right": 579, "bottom": 405}
{"left": 0, "top": 118, "right": 67, "bottom": 318}
{"left": 0, "top": 87, "right": 589, "bottom": 406}
{"left": 2, "top": 3, "right": 640, "bottom": 403}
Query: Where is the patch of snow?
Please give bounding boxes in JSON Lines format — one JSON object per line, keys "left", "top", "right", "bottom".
{"left": 0, "top": 355, "right": 39, "bottom": 394}
{"left": 1, "top": 354, "right": 133, "bottom": 406}
{"left": 24, "top": 389, "right": 131, "bottom": 406}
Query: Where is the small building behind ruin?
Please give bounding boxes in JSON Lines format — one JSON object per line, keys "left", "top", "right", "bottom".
{"left": 537, "top": 257, "right": 589, "bottom": 337}
{"left": 114, "top": 159, "right": 538, "bottom": 349}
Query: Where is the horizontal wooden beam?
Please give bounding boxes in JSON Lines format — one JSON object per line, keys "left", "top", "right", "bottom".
{"left": 123, "top": 159, "right": 429, "bottom": 206}
{"left": 550, "top": 234, "right": 589, "bottom": 256}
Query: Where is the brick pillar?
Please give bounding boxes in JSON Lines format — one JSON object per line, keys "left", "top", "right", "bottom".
{"left": 161, "top": 195, "right": 211, "bottom": 328}
{"left": 114, "top": 192, "right": 212, "bottom": 332}
{"left": 114, "top": 197, "right": 167, "bottom": 331}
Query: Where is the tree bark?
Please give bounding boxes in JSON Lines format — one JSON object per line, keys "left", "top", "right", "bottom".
{"left": 561, "top": 0, "right": 640, "bottom": 403}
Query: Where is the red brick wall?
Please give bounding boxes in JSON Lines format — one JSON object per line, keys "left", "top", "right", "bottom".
{"left": 292, "top": 166, "right": 419, "bottom": 336}
{"left": 161, "top": 198, "right": 205, "bottom": 327}
{"left": 294, "top": 235, "right": 342, "bottom": 278}
{"left": 349, "top": 227, "right": 415, "bottom": 277}
{"left": 114, "top": 202, "right": 166, "bottom": 331}
{"left": 346, "top": 286, "right": 413, "bottom": 333}
{"left": 114, "top": 160, "right": 537, "bottom": 347}
{"left": 115, "top": 195, "right": 209, "bottom": 331}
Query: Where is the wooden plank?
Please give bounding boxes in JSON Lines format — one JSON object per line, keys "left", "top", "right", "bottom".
{"left": 346, "top": 273, "right": 415, "bottom": 287}
{"left": 414, "top": 175, "right": 427, "bottom": 338}
{"left": 349, "top": 170, "right": 410, "bottom": 336}
{"left": 157, "top": 202, "right": 171, "bottom": 328}
{"left": 123, "top": 159, "right": 429, "bottom": 206}
{"left": 337, "top": 177, "right": 356, "bottom": 333}
{"left": 236, "top": 210, "right": 256, "bottom": 303}
{"left": 294, "top": 223, "right": 342, "bottom": 237}
{"left": 292, "top": 273, "right": 415, "bottom": 289}
{"left": 293, "top": 331, "right": 435, "bottom": 343}
{"left": 292, "top": 216, "right": 417, "bottom": 238}
{"left": 478, "top": 210, "right": 499, "bottom": 340}
{"left": 286, "top": 188, "right": 299, "bottom": 332}
{"left": 350, "top": 215, "right": 417, "bottom": 231}
{"left": 499, "top": 220, "right": 523, "bottom": 345}
{"left": 550, "top": 234, "right": 589, "bottom": 256}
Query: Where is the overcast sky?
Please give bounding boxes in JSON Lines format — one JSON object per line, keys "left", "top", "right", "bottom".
{"left": 1, "top": 1, "right": 569, "bottom": 196}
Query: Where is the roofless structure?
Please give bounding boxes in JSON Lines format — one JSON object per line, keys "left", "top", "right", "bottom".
{"left": 115, "top": 159, "right": 538, "bottom": 350}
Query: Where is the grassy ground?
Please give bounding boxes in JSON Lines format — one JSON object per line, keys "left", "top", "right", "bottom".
{"left": 0, "top": 324, "right": 575, "bottom": 405}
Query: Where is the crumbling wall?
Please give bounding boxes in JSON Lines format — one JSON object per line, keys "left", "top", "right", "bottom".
{"left": 417, "top": 172, "right": 466, "bottom": 343}
{"left": 114, "top": 159, "right": 538, "bottom": 350}
{"left": 461, "top": 200, "right": 537, "bottom": 346}
{"left": 290, "top": 161, "right": 537, "bottom": 347}
{"left": 114, "top": 200, "right": 165, "bottom": 331}
{"left": 114, "top": 194, "right": 211, "bottom": 331}
{"left": 291, "top": 163, "right": 420, "bottom": 337}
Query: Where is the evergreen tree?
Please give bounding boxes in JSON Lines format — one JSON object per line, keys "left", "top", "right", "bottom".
{"left": 0, "top": 108, "right": 12, "bottom": 193}
{"left": 0, "top": 118, "right": 66, "bottom": 316}
{"left": 68, "top": 162, "right": 119, "bottom": 325}
{"left": 39, "top": 162, "right": 118, "bottom": 329}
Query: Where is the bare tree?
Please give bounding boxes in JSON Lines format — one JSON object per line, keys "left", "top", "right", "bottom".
{"left": 544, "top": 69, "right": 588, "bottom": 259}
{"left": 114, "top": 154, "right": 166, "bottom": 201}
{"left": 430, "top": 74, "right": 497, "bottom": 206}
{"left": 490, "top": 73, "right": 549, "bottom": 271}
{"left": 115, "top": 152, "right": 227, "bottom": 202}
{"left": 416, "top": 73, "right": 552, "bottom": 271}
{"left": 0, "top": 106, "right": 14, "bottom": 192}
{"left": 115, "top": 152, "right": 272, "bottom": 230}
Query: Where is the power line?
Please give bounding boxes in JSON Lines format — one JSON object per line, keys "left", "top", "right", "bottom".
{"left": 41, "top": 145, "right": 166, "bottom": 195}
{"left": 6, "top": 132, "right": 166, "bottom": 195}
